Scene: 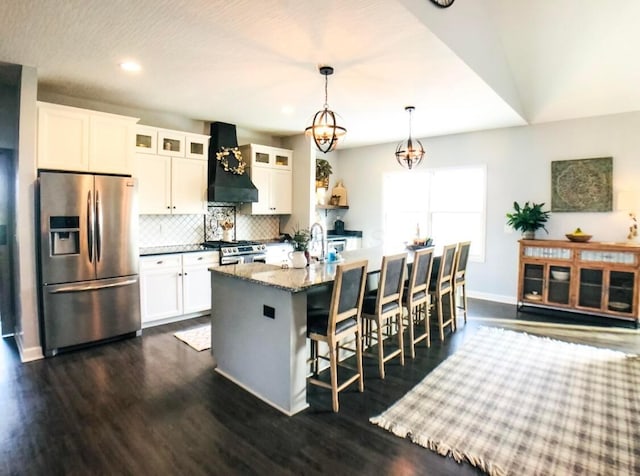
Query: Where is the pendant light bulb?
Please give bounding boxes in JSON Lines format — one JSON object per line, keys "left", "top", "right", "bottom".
{"left": 395, "top": 106, "right": 425, "bottom": 170}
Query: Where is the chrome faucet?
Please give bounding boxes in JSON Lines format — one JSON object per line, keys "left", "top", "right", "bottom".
{"left": 309, "top": 222, "right": 327, "bottom": 262}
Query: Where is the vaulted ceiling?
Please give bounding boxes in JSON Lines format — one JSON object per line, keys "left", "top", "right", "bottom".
{"left": 1, "top": 0, "right": 639, "bottom": 147}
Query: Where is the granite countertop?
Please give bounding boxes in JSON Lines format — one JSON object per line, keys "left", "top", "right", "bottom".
{"left": 210, "top": 246, "right": 411, "bottom": 293}
{"left": 210, "top": 262, "right": 341, "bottom": 293}
{"left": 140, "top": 244, "right": 211, "bottom": 256}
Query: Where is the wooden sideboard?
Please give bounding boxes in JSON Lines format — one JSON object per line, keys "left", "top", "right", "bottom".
{"left": 517, "top": 239, "right": 640, "bottom": 325}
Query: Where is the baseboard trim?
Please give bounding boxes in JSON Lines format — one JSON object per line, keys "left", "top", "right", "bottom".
{"left": 468, "top": 291, "right": 516, "bottom": 305}
{"left": 141, "top": 311, "right": 209, "bottom": 329}
{"left": 469, "top": 316, "right": 640, "bottom": 334}
{"left": 15, "top": 332, "right": 44, "bottom": 362}
{"left": 214, "top": 368, "right": 308, "bottom": 417}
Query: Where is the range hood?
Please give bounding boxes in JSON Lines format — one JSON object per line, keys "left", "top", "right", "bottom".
{"left": 207, "top": 122, "right": 258, "bottom": 203}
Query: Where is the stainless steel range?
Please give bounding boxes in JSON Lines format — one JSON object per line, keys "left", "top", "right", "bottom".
{"left": 203, "top": 240, "right": 267, "bottom": 265}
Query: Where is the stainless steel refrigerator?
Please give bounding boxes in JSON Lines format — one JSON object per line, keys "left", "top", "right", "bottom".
{"left": 37, "top": 171, "right": 141, "bottom": 356}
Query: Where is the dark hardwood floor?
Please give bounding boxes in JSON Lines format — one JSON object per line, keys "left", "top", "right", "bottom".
{"left": 1, "top": 300, "right": 637, "bottom": 476}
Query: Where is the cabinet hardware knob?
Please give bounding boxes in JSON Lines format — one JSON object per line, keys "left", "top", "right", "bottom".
{"left": 184, "top": 272, "right": 188, "bottom": 276}
{"left": 166, "top": 206, "right": 170, "bottom": 209}
{"left": 157, "top": 261, "right": 163, "bottom": 264}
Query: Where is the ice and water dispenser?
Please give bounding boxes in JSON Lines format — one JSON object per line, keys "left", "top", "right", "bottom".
{"left": 49, "top": 216, "right": 80, "bottom": 255}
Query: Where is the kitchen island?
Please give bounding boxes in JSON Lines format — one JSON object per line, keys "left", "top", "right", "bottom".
{"left": 209, "top": 246, "right": 407, "bottom": 415}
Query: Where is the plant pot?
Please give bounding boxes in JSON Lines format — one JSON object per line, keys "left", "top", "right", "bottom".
{"left": 316, "top": 177, "right": 329, "bottom": 190}
{"left": 288, "top": 251, "right": 307, "bottom": 269}
{"left": 522, "top": 230, "right": 535, "bottom": 240}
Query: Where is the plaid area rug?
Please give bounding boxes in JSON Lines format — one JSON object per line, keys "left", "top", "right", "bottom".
{"left": 370, "top": 327, "right": 640, "bottom": 476}
{"left": 173, "top": 325, "right": 211, "bottom": 351}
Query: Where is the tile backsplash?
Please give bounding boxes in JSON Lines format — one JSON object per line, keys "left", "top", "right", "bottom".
{"left": 139, "top": 214, "right": 204, "bottom": 247}
{"left": 139, "top": 205, "right": 280, "bottom": 247}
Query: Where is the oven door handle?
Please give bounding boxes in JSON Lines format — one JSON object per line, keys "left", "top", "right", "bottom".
{"left": 221, "top": 257, "right": 244, "bottom": 266}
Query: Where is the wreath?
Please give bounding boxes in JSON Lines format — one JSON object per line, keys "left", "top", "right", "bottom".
{"left": 215, "top": 147, "right": 246, "bottom": 175}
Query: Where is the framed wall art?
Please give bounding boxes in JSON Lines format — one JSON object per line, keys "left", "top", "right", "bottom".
{"left": 551, "top": 157, "right": 613, "bottom": 212}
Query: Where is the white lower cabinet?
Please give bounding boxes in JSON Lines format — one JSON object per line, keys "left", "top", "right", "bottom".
{"left": 182, "top": 252, "right": 217, "bottom": 314}
{"left": 140, "top": 251, "right": 218, "bottom": 326}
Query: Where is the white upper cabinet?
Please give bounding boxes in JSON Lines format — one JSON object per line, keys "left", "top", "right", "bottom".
{"left": 157, "top": 129, "right": 186, "bottom": 157}
{"left": 89, "top": 114, "right": 137, "bottom": 174}
{"left": 37, "top": 102, "right": 138, "bottom": 174}
{"left": 171, "top": 157, "right": 207, "bottom": 214}
{"left": 135, "top": 125, "right": 158, "bottom": 154}
{"left": 185, "top": 133, "right": 208, "bottom": 160}
{"left": 134, "top": 125, "right": 209, "bottom": 215}
{"left": 136, "top": 154, "right": 172, "bottom": 214}
{"left": 240, "top": 144, "right": 293, "bottom": 215}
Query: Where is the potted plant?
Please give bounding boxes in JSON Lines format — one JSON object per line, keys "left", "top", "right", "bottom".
{"left": 506, "top": 201, "right": 551, "bottom": 239}
{"left": 316, "top": 158, "right": 332, "bottom": 189}
{"left": 288, "top": 226, "right": 311, "bottom": 268}
{"left": 290, "top": 227, "right": 311, "bottom": 252}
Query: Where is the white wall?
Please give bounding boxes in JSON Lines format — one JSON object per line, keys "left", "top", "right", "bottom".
{"left": 336, "top": 111, "right": 640, "bottom": 302}
{"left": 15, "top": 65, "right": 42, "bottom": 361}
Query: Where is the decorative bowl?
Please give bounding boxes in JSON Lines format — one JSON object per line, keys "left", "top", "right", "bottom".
{"left": 565, "top": 233, "right": 592, "bottom": 242}
{"left": 551, "top": 270, "right": 569, "bottom": 281}
{"left": 524, "top": 292, "right": 542, "bottom": 301}
{"left": 608, "top": 301, "right": 630, "bottom": 311}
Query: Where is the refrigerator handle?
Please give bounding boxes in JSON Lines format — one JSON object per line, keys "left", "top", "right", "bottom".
{"left": 96, "top": 189, "right": 102, "bottom": 262}
{"left": 87, "top": 190, "right": 94, "bottom": 263}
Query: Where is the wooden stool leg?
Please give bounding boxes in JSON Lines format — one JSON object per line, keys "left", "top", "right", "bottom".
{"left": 330, "top": 341, "right": 339, "bottom": 412}
{"left": 438, "top": 295, "right": 445, "bottom": 341}
{"left": 448, "top": 292, "right": 455, "bottom": 333}
{"left": 462, "top": 284, "right": 468, "bottom": 323}
{"left": 356, "top": 329, "right": 364, "bottom": 392}
{"left": 397, "top": 313, "right": 404, "bottom": 366}
{"left": 376, "top": 318, "right": 385, "bottom": 379}
{"left": 408, "top": 306, "right": 416, "bottom": 359}
{"left": 424, "top": 303, "right": 431, "bottom": 348}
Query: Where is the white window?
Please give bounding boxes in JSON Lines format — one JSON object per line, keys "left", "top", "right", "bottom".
{"left": 383, "top": 165, "right": 486, "bottom": 261}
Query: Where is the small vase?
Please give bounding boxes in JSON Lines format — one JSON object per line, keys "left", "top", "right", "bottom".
{"left": 522, "top": 230, "right": 535, "bottom": 240}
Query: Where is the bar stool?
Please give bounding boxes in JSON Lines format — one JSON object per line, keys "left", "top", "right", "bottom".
{"left": 362, "top": 253, "right": 407, "bottom": 379}
{"left": 452, "top": 241, "right": 471, "bottom": 327}
{"left": 307, "top": 260, "right": 368, "bottom": 412}
{"left": 403, "top": 247, "right": 435, "bottom": 358}
{"left": 428, "top": 243, "right": 457, "bottom": 341}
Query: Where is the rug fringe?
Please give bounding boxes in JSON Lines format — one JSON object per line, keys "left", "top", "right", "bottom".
{"left": 370, "top": 416, "right": 507, "bottom": 476}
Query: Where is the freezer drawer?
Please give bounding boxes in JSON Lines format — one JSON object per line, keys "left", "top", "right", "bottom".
{"left": 41, "top": 275, "right": 141, "bottom": 355}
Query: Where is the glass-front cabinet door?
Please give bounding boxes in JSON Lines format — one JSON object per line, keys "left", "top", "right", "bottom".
{"left": 578, "top": 268, "right": 603, "bottom": 310}
{"left": 547, "top": 265, "right": 571, "bottom": 306}
{"left": 522, "top": 263, "right": 544, "bottom": 303}
{"left": 607, "top": 270, "right": 634, "bottom": 315}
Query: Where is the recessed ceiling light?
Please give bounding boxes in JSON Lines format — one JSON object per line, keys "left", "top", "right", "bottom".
{"left": 119, "top": 61, "right": 141, "bottom": 72}
{"left": 281, "top": 105, "right": 294, "bottom": 115}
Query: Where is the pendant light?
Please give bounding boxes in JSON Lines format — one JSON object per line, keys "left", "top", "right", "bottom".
{"left": 395, "top": 106, "right": 425, "bottom": 170}
{"left": 305, "top": 65, "right": 347, "bottom": 153}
